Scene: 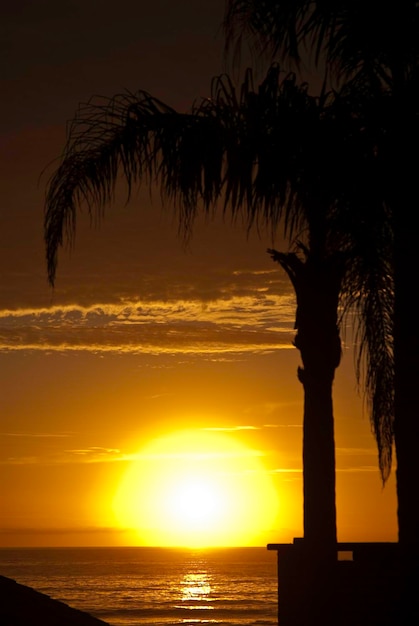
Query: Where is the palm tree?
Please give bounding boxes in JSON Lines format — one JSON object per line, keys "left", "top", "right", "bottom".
{"left": 268, "top": 224, "right": 393, "bottom": 565}
{"left": 45, "top": 66, "right": 392, "bottom": 569}
{"left": 264, "top": 90, "right": 394, "bottom": 562}
{"left": 225, "top": 0, "right": 419, "bottom": 556}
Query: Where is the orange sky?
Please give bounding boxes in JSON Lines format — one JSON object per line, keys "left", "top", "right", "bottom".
{"left": 0, "top": 0, "right": 397, "bottom": 547}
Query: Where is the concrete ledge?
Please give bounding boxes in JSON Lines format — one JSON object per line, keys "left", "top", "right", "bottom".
{"left": 267, "top": 540, "right": 402, "bottom": 626}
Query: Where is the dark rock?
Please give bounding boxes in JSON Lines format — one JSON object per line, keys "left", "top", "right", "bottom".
{"left": 0, "top": 575, "right": 110, "bottom": 626}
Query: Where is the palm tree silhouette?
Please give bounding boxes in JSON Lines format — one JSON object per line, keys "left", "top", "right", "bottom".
{"left": 265, "top": 87, "right": 394, "bottom": 561}
{"left": 45, "top": 66, "right": 392, "bottom": 566}
{"left": 225, "top": 0, "right": 419, "bottom": 557}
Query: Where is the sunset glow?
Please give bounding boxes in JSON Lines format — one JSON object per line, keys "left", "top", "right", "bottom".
{"left": 0, "top": 0, "right": 400, "bottom": 550}
{"left": 112, "top": 430, "right": 280, "bottom": 547}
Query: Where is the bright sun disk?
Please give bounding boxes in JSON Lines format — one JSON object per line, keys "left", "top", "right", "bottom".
{"left": 112, "top": 429, "right": 279, "bottom": 547}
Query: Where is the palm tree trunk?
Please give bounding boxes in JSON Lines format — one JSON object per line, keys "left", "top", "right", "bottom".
{"left": 271, "top": 249, "right": 342, "bottom": 626}
{"left": 301, "top": 362, "right": 337, "bottom": 557}
{"left": 296, "top": 271, "right": 340, "bottom": 562}
{"left": 270, "top": 248, "right": 342, "bottom": 561}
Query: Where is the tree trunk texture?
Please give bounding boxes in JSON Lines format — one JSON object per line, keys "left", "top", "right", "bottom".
{"left": 272, "top": 249, "right": 342, "bottom": 563}
{"left": 295, "top": 258, "right": 340, "bottom": 561}
{"left": 291, "top": 251, "right": 342, "bottom": 626}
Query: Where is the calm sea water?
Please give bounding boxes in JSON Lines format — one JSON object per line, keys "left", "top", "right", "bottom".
{"left": 0, "top": 547, "right": 278, "bottom": 626}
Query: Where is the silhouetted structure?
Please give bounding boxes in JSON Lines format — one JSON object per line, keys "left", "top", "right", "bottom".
{"left": 226, "top": 3, "right": 419, "bottom": 621}
{"left": 225, "top": 0, "right": 419, "bottom": 562}
{"left": 268, "top": 540, "right": 402, "bottom": 626}
{"left": 0, "top": 575, "right": 110, "bottom": 626}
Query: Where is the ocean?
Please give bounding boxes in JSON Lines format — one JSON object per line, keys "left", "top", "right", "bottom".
{"left": 0, "top": 547, "right": 278, "bottom": 626}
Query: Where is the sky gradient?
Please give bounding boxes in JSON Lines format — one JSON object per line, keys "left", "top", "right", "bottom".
{"left": 1, "top": 0, "right": 397, "bottom": 547}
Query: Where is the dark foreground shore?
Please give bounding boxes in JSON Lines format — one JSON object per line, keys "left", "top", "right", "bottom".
{"left": 0, "top": 575, "right": 110, "bottom": 626}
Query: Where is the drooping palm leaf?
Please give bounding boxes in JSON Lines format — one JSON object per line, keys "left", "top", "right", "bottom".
{"left": 329, "top": 88, "right": 395, "bottom": 481}
{"left": 342, "top": 199, "right": 394, "bottom": 482}
{"left": 45, "top": 65, "right": 322, "bottom": 285}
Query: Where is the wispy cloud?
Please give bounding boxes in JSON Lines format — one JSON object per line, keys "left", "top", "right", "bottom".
{"left": 0, "top": 294, "right": 296, "bottom": 355}
{"left": 2, "top": 443, "right": 381, "bottom": 475}
{"left": 336, "top": 466, "right": 379, "bottom": 473}
{"left": 272, "top": 468, "right": 302, "bottom": 474}
{"left": 1, "top": 447, "right": 132, "bottom": 466}
{"left": 264, "top": 423, "right": 301, "bottom": 428}
{"left": 1, "top": 432, "right": 73, "bottom": 439}
{"left": 335, "top": 447, "right": 381, "bottom": 474}
{"left": 243, "top": 401, "right": 301, "bottom": 418}
{"left": 203, "top": 425, "right": 260, "bottom": 432}
{"left": 336, "top": 447, "right": 377, "bottom": 456}
{"left": 68, "top": 446, "right": 121, "bottom": 456}
{"left": 0, "top": 526, "right": 124, "bottom": 536}
{"left": 1, "top": 444, "right": 266, "bottom": 466}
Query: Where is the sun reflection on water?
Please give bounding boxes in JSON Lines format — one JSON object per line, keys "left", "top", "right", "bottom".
{"left": 180, "top": 571, "right": 214, "bottom": 611}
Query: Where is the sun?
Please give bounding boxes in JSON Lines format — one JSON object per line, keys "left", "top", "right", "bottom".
{"left": 169, "top": 476, "right": 224, "bottom": 528}
{"left": 112, "top": 429, "right": 279, "bottom": 547}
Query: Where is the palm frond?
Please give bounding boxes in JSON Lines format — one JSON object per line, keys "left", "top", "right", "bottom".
{"left": 45, "top": 65, "right": 325, "bottom": 285}
{"left": 342, "top": 217, "right": 394, "bottom": 482}
{"left": 338, "top": 122, "right": 395, "bottom": 481}
{"left": 224, "top": 1, "right": 419, "bottom": 92}
{"left": 45, "top": 90, "right": 225, "bottom": 285}
{"left": 224, "top": 0, "right": 313, "bottom": 67}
